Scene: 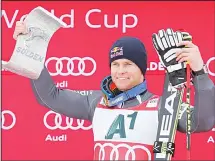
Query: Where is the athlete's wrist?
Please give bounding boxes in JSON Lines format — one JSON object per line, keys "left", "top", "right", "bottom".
{"left": 192, "top": 64, "right": 208, "bottom": 77}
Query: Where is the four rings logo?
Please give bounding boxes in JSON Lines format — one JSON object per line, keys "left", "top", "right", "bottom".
{"left": 1, "top": 110, "right": 16, "bottom": 130}
{"left": 45, "top": 57, "right": 97, "bottom": 76}
{"left": 94, "top": 143, "right": 151, "bottom": 160}
{"left": 206, "top": 57, "right": 215, "bottom": 77}
{"left": 43, "top": 111, "right": 92, "bottom": 130}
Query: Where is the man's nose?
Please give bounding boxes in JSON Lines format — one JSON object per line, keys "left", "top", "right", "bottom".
{"left": 118, "top": 65, "right": 126, "bottom": 74}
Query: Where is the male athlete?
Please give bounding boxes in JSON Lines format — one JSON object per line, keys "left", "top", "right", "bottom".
{"left": 13, "top": 21, "right": 215, "bottom": 160}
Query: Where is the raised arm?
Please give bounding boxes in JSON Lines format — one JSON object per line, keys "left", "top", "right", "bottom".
{"left": 174, "top": 39, "right": 215, "bottom": 133}
{"left": 13, "top": 21, "right": 102, "bottom": 121}
{"left": 177, "top": 74, "right": 215, "bottom": 133}
{"left": 30, "top": 66, "right": 103, "bottom": 121}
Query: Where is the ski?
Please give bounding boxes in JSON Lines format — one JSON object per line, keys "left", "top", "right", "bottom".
{"left": 153, "top": 72, "right": 184, "bottom": 160}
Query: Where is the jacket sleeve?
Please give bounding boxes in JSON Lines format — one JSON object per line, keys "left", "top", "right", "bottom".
{"left": 30, "top": 66, "right": 103, "bottom": 122}
{"left": 177, "top": 74, "right": 215, "bottom": 133}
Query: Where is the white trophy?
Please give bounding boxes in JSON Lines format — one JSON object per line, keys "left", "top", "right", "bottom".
{"left": 2, "top": 6, "right": 67, "bottom": 79}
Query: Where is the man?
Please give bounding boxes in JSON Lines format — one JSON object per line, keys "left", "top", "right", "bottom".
{"left": 13, "top": 22, "right": 215, "bottom": 160}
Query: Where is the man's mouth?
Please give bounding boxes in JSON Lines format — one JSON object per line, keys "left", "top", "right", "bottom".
{"left": 117, "top": 77, "right": 128, "bottom": 80}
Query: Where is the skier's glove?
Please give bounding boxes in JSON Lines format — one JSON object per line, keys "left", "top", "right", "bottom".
{"left": 152, "top": 28, "right": 192, "bottom": 88}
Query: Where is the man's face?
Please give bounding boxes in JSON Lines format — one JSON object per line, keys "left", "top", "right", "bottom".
{"left": 111, "top": 59, "right": 144, "bottom": 91}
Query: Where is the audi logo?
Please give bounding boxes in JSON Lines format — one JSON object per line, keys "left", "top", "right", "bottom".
{"left": 206, "top": 57, "right": 215, "bottom": 77}
{"left": 45, "top": 57, "right": 97, "bottom": 76}
{"left": 1, "top": 110, "right": 16, "bottom": 130}
{"left": 94, "top": 143, "right": 151, "bottom": 160}
{"left": 43, "top": 111, "right": 92, "bottom": 130}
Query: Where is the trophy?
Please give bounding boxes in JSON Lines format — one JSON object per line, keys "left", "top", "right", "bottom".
{"left": 2, "top": 6, "right": 67, "bottom": 79}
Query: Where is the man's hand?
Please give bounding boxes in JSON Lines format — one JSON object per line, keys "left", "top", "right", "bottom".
{"left": 13, "top": 21, "right": 28, "bottom": 40}
{"left": 176, "top": 41, "right": 204, "bottom": 72}
{"left": 152, "top": 28, "right": 193, "bottom": 87}
{"left": 152, "top": 28, "right": 192, "bottom": 71}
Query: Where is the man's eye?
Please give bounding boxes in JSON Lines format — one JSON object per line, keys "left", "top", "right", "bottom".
{"left": 125, "top": 63, "right": 132, "bottom": 66}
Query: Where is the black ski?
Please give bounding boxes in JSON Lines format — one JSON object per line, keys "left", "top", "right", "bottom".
{"left": 153, "top": 73, "right": 184, "bottom": 160}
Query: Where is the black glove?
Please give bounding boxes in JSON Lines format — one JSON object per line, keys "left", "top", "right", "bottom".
{"left": 152, "top": 28, "right": 192, "bottom": 88}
